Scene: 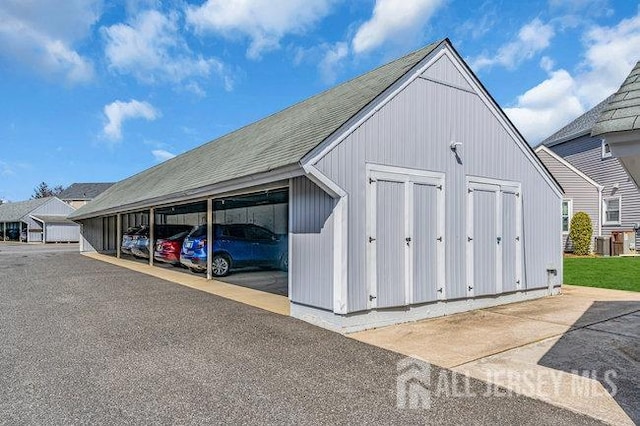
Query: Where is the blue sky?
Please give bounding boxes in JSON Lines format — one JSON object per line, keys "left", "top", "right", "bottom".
{"left": 0, "top": 0, "right": 639, "bottom": 201}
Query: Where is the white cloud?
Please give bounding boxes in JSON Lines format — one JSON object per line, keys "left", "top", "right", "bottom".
{"left": 352, "top": 0, "right": 444, "bottom": 54}
{"left": 0, "top": 0, "right": 100, "bottom": 83}
{"left": 470, "top": 18, "right": 555, "bottom": 71}
{"left": 0, "top": 160, "right": 15, "bottom": 177}
{"left": 151, "top": 149, "right": 176, "bottom": 162}
{"left": 103, "top": 9, "right": 232, "bottom": 91}
{"left": 318, "top": 42, "right": 349, "bottom": 83}
{"left": 504, "top": 70, "right": 584, "bottom": 143}
{"left": 103, "top": 100, "right": 160, "bottom": 141}
{"left": 186, "top": 0, "right": 335, "bottom": 59}
{"left": 505, "top": 11, "right": 640, "bottom": 144}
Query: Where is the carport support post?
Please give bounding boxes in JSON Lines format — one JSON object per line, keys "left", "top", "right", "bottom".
{"left": 149, "top": 207, "right": 155, "bottom": 266}
{"left": 116, "top": 214, "right": 122, "bottom": 258}
{"left": 206, "top": 198, "right": 213, "bottom": 280}
{"left": 2, "top": 222, "right": 5, "bottom": 241}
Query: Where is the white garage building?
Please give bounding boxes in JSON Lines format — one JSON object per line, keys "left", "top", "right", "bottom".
{"left": 70, "top": 39, "right": 562, "bottom": 331}
{"left": 0, "top": 197, "right": 79, "bottom": 243}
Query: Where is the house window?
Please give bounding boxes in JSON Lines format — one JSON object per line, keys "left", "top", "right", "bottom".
{"left": 601, "top": 139, "right": 612, "bottom": 159}
{"left": 562, "top": 200, "right": 572, "bottom": 233}
{"left": 603, "top": 197, "right": 621, "bottom": 224}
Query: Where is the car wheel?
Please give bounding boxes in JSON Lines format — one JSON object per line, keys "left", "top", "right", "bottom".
{"left": 279, "top": 253, "right": 288, "bottom": 272}
{"left": 212, "top": 254, "right": 231, "bottom": 277}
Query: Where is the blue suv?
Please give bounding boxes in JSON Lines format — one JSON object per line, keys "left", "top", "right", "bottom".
{"left": 180, "top": 223, "right": 288, "bottom": 277}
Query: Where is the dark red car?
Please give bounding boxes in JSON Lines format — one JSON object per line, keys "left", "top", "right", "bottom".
{"left": 153, "top": 230, "right": 190, "bottom": 265}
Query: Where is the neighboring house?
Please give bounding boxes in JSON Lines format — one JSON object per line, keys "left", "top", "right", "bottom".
{"left": 70, "top": 39, "right": 563, "bottom": 332}
{"left": 535, "top": 145, "right": 602, "bottom": 252}
{"left": 0, "top": 197, "right": 79, "bottom": 243}
{"left": 538, "top": 93, "right": 640, "bottom": 253}
{"left": 58, "top": 183, "right": 114, "bottom": 209}
{"left": 592, "top": 61, "right": 640, "bottom": 191}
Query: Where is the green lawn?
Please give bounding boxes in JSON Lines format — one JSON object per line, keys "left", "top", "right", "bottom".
{"left": 564, "top": 256, "right": 640, "bottom": 292}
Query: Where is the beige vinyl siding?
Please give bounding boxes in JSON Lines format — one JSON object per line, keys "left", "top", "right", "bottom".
{"left": 536, "top": 149, "right": 601, "bottom": 252}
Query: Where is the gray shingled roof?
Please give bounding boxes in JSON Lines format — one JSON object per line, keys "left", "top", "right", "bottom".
{"left": 592, "top": 61, "right": 640, "bottom": 136}
{"left": 541, "top": 95, "right": 615, "bottom": 147}
{"left": 0, "top": 198, "right": 52, "bottom": 222}
{"left": 70, "top": 40, "right": 443, "bottom": 220}
{"left": 58, "top": 183, "right": 114, "bottom": 201}
{"left": 31, "top": 215, "right": 77, "bottom": 224}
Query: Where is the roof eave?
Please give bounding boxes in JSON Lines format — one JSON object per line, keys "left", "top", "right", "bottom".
{"left": 69, "top": 164, "right": 304, "bottom": 221}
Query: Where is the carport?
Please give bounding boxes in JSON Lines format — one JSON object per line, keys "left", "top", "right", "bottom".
{"left": 70, "top": 39, "right": 563, "bottom": 331}
{"left": 92, "top": 187, "right": 290, "bottom": 296}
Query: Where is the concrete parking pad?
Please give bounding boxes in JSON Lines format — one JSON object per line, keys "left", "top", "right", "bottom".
{"left": 0, "top": 246, "right": 604, "bottom": 424}
{"left": 351, "top": 285, "right": 640, "bottom": 425}
{"left": 349, "top": 310, "right": 570, "bottom": 368}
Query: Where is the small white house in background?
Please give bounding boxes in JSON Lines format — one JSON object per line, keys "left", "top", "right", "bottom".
{"left": 0, "top": 197, "right": 79, "bottom": 243}
{"left": 70, "top": 39, "right": 563, "bottom": 332}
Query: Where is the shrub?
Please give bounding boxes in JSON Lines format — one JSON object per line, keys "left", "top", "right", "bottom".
{"left": 569, "top": 212, "right": 593, "bottom": 255}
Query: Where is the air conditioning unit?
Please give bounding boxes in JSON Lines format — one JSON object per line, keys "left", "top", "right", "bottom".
{"left": 595, "top": 236, "right": 611, "bottom": 256}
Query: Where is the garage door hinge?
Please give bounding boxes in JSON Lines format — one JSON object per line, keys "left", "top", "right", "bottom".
{"left": 369, "top": 295, "right": 377, "bottom": 301}
{"left": 468, "top": 188, "right": 473, "bottom": 193}
{"left": 369, "top": 236, "right": 376, "bottom": 243}
{"left": 467, "top": 236, "right": 473, "bottom": 241}
{"left": 437, "top": 288, "right": 443, "bottom": 293}
{"left": 468, "top": 286, "right": 473, "bottom": 291}
{"left": 515, "top": 236, "right": 520, "bottom": 241}
{"left": 436, "top": 236, "right": 443, "bottom": 242}
{"left": 437, "top": 185, "right": 443, "bottom": 190}
{"left": 368, "top": 177, "right": 376, "bottom": 184}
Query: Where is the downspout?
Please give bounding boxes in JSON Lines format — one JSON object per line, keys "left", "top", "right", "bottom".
{"left": 597, "top": 185, "right": 604, "bottom": 237}
{"left": 302, "top": 163, "right": 349, "bottom": 315}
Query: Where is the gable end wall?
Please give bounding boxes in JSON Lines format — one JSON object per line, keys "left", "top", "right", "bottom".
{"left": 315, "top": 55, "right": 561, "bottom": 313}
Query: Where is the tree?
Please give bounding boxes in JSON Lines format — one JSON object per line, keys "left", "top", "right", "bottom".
{"left": 31, "top": 182, "right": 65, "bottom": 199}
{"left": 569, "top": 212, "right": 593, "bottom": 256}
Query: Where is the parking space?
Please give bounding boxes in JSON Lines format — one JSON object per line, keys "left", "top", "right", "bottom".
{"left": 0, "top": 246, "right": 603, "bottom": 424}
{"left": 112, "top": 189, "right": 289, "bottom": 297}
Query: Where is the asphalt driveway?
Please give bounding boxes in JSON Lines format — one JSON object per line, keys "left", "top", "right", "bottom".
{"left": 0, "top": 245, "right": 604, "bottom": 424}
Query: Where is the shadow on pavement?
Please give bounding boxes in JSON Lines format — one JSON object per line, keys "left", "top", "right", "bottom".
{"left": 538, "top": 301, "right": 640, "bottom": 423}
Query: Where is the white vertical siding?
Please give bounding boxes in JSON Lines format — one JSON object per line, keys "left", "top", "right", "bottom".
{"left": 79, "top": 217, "right": 103, "bottom": 252}
{"left": 31, "top": 198, "right": 76, "bottom": 216}
{"left": 290, "top": 177, "right": 334, "bottom": 310}
{"left": 45, "top": 224, "right": 80, "bottom": 242}
{"left": 316, "top": 73, "right": 561, "bottom": 313}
